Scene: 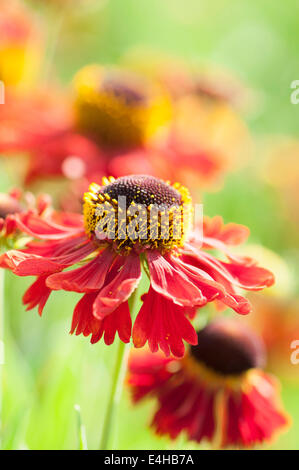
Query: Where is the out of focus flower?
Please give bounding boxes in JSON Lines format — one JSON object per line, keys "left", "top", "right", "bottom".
{"left": 0, "top": 0, "right": 43, "bottom": 90}
{"left": 123, "top": 49, "right": 253, "bottom": 108}
{"left": 246, "top": 293, "right": 299, "bottom": 380}
{"left": 0, "top": 62, "right": 251, "bottom": 208}
{"left": 169, "top": 90, "right": 251, "bottom": 189}
{"left": 122, "top": 49, "right": 195, "bottom": 100}
{"left": 0, "top": 176, "right": 273, "bottom": 355}
{"left": 261, "top": 137, "right": 299, "bottom": 232}
{"left": 73, "top": 65, "right": 172, "bottom": 149}
{"left": 229, "top": 245, "right": 298, "bottom": 379}
{"left": 0, "top": 88, "right": 72, "bottom": 156}
{"left": 128, "top": 318, "right": 290, "bottom": 448}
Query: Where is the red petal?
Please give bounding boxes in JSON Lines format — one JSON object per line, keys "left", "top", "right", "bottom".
{"left": 133, "top": 287, "right": 198, "bottom": 358}
{"left": 15, "top": 212, "right": 83, "bottom": 240}
{"left": 91, "top": 302, "right": 132, "bottom": 345}
{"left": 71, "top": 293, "right": 132, "bottom": 345}
{"left": 22, "top": 276, "right": 52, "bottom": 316}
{"left": 147, "top": 251, "right": 205, "bottom": 307}
{"left": 203, "top": 216, "right": 250, "bottom": 245}
{"left": 223, "top": 371, "right": 289, "bottom": 447}
{"left": 46, "top": 248, "right": 115, "bottom": 293}
{"left": 221, "top": 261, "right": 275, "bottom": 290}
{"left": 93, "top": 253, "right": 141, "bottom": 318}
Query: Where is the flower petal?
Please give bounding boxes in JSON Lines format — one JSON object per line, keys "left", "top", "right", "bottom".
{"left": 15, "top": 212, "right": 83, "bottom": 240}
{"left": 46, "top": 248, "right": 115, "bottom": 293}
{"left": 221, "top": 261, "right": 275, "bottom": 290}
{"left": 91, "top": 302, "right": 132, "bottom": 345}
{"left": 71, "top": 293, "right": 132, "bottom": 345}
{"left": 22, "top": 276, "right": 52, "bottom": 316}
{"left": 147, "top": 251, "right": 205, "bottom": 307}
{"left": 133, "top": 287, "right": 198, "bottom": 358}
{"left": 93, "top": 253, "right": 141, "bottom": 318}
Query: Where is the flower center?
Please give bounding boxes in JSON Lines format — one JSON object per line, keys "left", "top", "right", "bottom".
{"left": 102, "top": 76, "right": 146, "bottom": 106}
{"left": 73, "top": 65, "right": 171, "bottom": 149}
{"left": 190, "top": 319, "right": 266, "bottom": 376}
{"left": 83, "top": 175, "right": 193, "bottom": 254}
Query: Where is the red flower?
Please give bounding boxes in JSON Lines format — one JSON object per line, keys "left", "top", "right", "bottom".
{"left": 0, "top": 65, "right": 248, "bottom": 206}
{"left": 128, "top": 318, "right": 290, "bottom": 448}
{"left": 0, "top": 175, "right": 274, "bottom": 356}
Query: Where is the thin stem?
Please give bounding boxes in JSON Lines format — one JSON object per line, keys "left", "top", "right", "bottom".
{"left": 74, "top": 404, "right": 88, "bottom": 450}
{"left": 0, "top": 269, "right": 5, "bottom": 450}
{"left": 99, "top": 288, "right": 140, "bottom": 450}
{"left": 99, "top": 340, "right": 130, "bottom": 450}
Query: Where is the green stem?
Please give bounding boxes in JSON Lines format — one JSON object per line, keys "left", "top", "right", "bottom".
{"left": 74, "top": 404, "right": 88, "bottom": 450}
{"left": 99, "top": 288, "right": 140, "bottom": 450}
{"left": 0, "top": 269, "right": 5, "bottom": 450}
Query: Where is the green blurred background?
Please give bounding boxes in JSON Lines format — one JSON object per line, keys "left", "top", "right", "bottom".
{"left": 1, "top": 0, "right": 299, "bottom": 449}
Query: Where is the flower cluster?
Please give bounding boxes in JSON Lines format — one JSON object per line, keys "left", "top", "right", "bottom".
{"left": 0, "top": 2, "right": 293, "bottom": 450}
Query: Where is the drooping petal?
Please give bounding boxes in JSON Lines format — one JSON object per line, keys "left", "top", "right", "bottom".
{"left": 128, "top": 351, "right": 174, "bottom": 402}
{"left": 179, "top": 250, "right": 255, "bottom": 314}
{"left": 71, "top": 293, "right": 132, "bottom": 345}
{"left": 22, "top": 276, "right": 52, "bottom": 316}
{"left": 15, "top": 212, "right": 83, "bottom": 240}
{"left": 9, "top": 239, "right": 96, "bottom": 276}
{"left": 223, "top": 371, "right": 290, "bottom": 447}
{"left": 25, "top": 234, "right": 89, "bottom": 258}
{"left": 93, "top": 253, "right": 141, "bottom": 318}
{"left": 153, "top": 380, "right": 216, "bottom": 443}
{"left": 221, "top": 260, "right": 275, "bottom": 290}
{"left": 167, "top": 254, "right": 224, "bottom": 302}
{"left": 147, "top": 251, "right": 206, "bottom": 307}
{"left": 133, "top": 287, "right": 198, "bottom": 357}
{"left": 0, "top": 250, "right": 53, "bottom": 276}
{"left": 91, "top": 302, "right": 132, "bottom": 345}
{"left": 70, "top": 292, "right": 100, "bottom": 337}
{"left": 46, "top": 248, "right": 115, "bottom": 293}
{"left": 168, "top": 253, "right": 252, "bottom": 315}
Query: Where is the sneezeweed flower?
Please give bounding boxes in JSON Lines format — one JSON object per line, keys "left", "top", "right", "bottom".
{"left": 170, "top": 91, "right": 251, "bottom": 189}
{"left": 0, "top": 62, "right": 249, "bottom": 208}
{"left": 128, "top": 318, "right": 290, "bottom": 448}
{"left": 73, "top": 65, "right": 172, "bottom": 149}
{"left": 123, "top": 51, "right": 252, "bottom": 189}
{"left": 0, "top": 175, "right": 274, "bottom": 356}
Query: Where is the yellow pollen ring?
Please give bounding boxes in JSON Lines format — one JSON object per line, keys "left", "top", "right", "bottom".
{"left": 83, "top": 176, "right": 193, "bottom": 254}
